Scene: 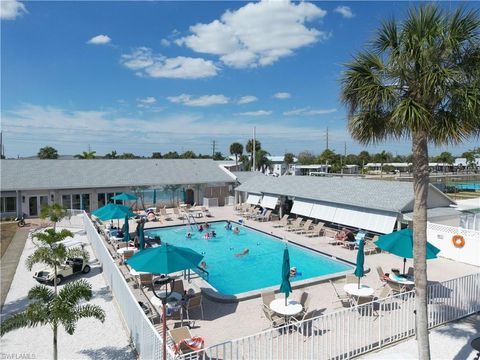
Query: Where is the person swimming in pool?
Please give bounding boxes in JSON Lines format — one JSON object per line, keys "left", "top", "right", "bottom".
{"left": 198, "top": 224, "right": 204, "bottom": 232}
{"left": 290, "top": 267, "right": 297, "bottom": 277}
{"left": 204, "top": 232, "right": 211, "bottom": 240}
{"left": 233, "top": 227, "right": 240, "bottom": 234}
{"left": 211, "top": 230, "right": 216, "bottom": 237}
{"left": 200, "top": 261, "right": 207, "bottom": 270}
{"left": 186, "top": 232, "right": 192, "bottom": 239}
{"left": 225, "top": 221, "right": 232, "bottom": 230}
{"left": 235, "top": 248, "right": 249, "bottom": 257}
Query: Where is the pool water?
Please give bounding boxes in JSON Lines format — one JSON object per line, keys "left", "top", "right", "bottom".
{"left": 145, "top": 221, "right": 353, "bottom": 295}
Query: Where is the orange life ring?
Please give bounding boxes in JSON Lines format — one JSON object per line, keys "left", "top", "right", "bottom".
{"left": 452, "top": 234, "right": 465, "bottom": 248}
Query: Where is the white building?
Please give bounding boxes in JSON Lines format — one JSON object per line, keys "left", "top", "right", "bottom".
{"left": 266, "top": 156, "right": 297, "bottom": 176}
{"left": 291, "top": 164, "right": 330, "bottom": 176}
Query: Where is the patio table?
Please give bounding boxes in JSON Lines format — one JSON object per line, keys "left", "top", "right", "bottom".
{"left": 270, "top": 299, "right": 303, "bottom": 318}
{"left": 116, "top": 247, "right": 138, "bottom": 255}
{"left": 343, "top": 283, "right": 375, "bottom": 297}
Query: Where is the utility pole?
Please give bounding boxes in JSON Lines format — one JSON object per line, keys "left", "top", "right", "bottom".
{"left": 252, "top": 127, "right": 256, "bottom": 172}
{"left": 326, "top": 127, "right": 329, "bottom": 150}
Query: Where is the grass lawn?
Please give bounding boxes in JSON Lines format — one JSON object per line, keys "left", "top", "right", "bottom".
{"left": 1, "top": 222, "right": 18, "bottom": 257}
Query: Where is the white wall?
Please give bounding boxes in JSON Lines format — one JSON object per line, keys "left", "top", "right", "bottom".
{"left": 427, "top": 222, "right": 480, "bottom": 266}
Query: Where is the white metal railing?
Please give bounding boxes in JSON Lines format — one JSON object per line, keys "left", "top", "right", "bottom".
{"left": 180, "top": 273, "right": 480, "bottom": 360}
{"left": 82, "top": 212, "right": 176, "bottom": 360}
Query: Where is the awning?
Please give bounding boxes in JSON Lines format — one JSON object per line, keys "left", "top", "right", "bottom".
{"left": 332, "top": 206, "right": 398, "bottom": 234}
{"left": 261, "top": 195, "right": 279, "bottom": 209}
{"left": 291, "top": 200, "right": 314, "bottom": 217}
{"left": 246, "top": 194, "right": 261, "bottom": 205}
{"left": 310, "top": 203, "right": 337, "bottom": 222}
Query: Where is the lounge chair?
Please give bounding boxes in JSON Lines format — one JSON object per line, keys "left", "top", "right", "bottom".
{"left": 297, "top": 292, "right": 311, "bottom": 318}
{"left": 407, "top": 267, "right": 414, "bottom": 276}
{"left": 294, "top": 219, "right": 313, "bottom": 234}
{"left": 138, "top": 273, "right": 153, "bottom": 289}
{"left": 386, "top": 280, "right": 407, "bottom": 294}
{"left": 272, "top": 214, "right": 290, "bottom": 228}
{"left": 257, "top": 209, "right": 272, "bottom": 222}
{"left": 168, "top": 326, "right": 204, "bottom": 355}
{"left": 364, "top": 240, "right": 378, "bottom": 255}
{"left": 324, "top": 228, "right": 340, "bottom": 243}
{"left": 290, "top": 310, "right": 319, "bottom": 335}
{"left": 375, "top": 285, "right": 391, "bottom": 300}
{"left": 201, "top": 206, "right": 212, "bottom": 217}
{"left": 261, "top": 291, "right": 275, "bottom": 308}
{"left": 173, "top": 208, "right": 186, "bottom": 220}
{"left": 173, "top": 280, "right": 185, "bottom": 294}
{"left": 306, "top": 222, "right": 324, "bottom": 237}
{"left": 329, "top": 280, "right": 351, "bottom": 307}
{"left": 123, "top": 250, "right": 134, "bottom": 261}
{"left": 376, "top": 266, "right": 389, "bottom": 285}
{"left": 185, "top": 294, "right": 204, "bottom": 320}
{"left": 160, "top": 208, "right": 173, "bottom": 221}
{"left": 285, "top": 218, "right": 303, "bottom": 232}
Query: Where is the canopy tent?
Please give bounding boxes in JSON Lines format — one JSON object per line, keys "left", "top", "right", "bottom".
{"left": 246, "top": 194, "right": 261, "bottom": 205}
{"left": 291, "top": 199, "right": 314, "bottom": 217}
{"left": 260, "top": 195, "right": 279, "bottom": 209}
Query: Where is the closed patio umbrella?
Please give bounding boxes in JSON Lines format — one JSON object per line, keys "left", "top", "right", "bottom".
{"left": 139, "top": 222, "right": 145, "bottom": 250}
{"left": 354, "top": 239, "right": 365, "bottom": 288}
{"left": 279, "top": 246, "right": 292, "bottom": 306}
{"left": 123, "top": 214, "right": 130, "bottom": 243}
{"left": 375, "top": 228, "right": 440, "bottom": 273}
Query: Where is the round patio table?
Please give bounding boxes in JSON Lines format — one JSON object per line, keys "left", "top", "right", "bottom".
{"left": 270, "top": 299, "right": 303, "bottom": 317}
{"left": 116, "top": 247, "right": 138, "bottom": 255}
{"left": 388, "top": 273, "right": 415, "bottom": 286}
{"left": 150, "top": 292, "right": 182, "bottom": 307}
{"left": 343, "top": 283, "right": 375, "bottom": 297}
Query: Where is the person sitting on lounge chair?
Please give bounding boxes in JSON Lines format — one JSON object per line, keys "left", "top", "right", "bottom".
{"left": 335, "top": 228, "right": 354, "bottom": 242}
{"left": 235, "top": 248, "right": 249, "bottom": 257}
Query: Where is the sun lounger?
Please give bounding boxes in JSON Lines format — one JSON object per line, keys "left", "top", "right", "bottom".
{"left": 329, "top": 280, "right": 351, "bottom": 307}
{"left": 160, "top": 208, "right": 173, "bottom": 221}
{"left": 169, "top": 326, "right": 205, "bottom": 355}
{"left": 272, "top": 214, "right": 290, "bottom": 228}
{"left": 294, "top": 219, "right": 313, "bottom": 234}
{"left": 285, "top": 218, "right": 303, "bottom": 232}
{"left": 255, "top": 209, "right": 272, "bottom": 222}
{"left": 173, "top": 207, "right": 186, "bottom": 220}
{"left": 364, "top": 240, "right": 378, "bottom": 255}
{"left": 306, "top": 222, "right": 324, "bottom": 237}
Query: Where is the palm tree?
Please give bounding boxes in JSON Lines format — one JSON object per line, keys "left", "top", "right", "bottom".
{"left": 340, "top": 5, "right": 480, "bottom": 359}
{"left": 38, "top": 146, "right": 59, "bottom": 159}
{"left": 0, "top": 280, "right": 105, "bottom": 360}
{"left": 283, "top": 153, "right": 295, "bottom": 175}
{"left": 26, "top": 229, "right": 88, "bottom": 294}
{"left": 40, "top": 203, "right": 68, "bottom": 230}
{"left": 75, "top": 151, "right": 96, "bottom": 159}
{"left": 104, "top": 150, "right": 118, "bottom": 159}
{"left": 246, "top": 139, "right": 261, "bottom": 169}
{"left": 255, "top": 149, "right": 271, "bottom": 172}
{"left": 374, "top": 150, "right": 392, "bottom": 177}
{"left": 229, "top": 142, "right": 244, "bottom": 166}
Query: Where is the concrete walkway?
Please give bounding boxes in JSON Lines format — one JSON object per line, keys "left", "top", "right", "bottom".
{"left": 0, "top": 227, "right": 29, "bottom": 308}
{"left": 361, "top": 314, "right": 480, "bottom": 360}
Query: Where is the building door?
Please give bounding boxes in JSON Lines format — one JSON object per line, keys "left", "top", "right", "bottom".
{"left": 29, "top": 197, "right": 38, "bottom": 216}
{"left": 185, "top": 189, "right": 194, "bottom": 205}
{"left": 39, "top": 196, "right": 48, "bottom": 210}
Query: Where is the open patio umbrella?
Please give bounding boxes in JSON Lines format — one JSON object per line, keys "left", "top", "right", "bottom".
{"left": 375, "top": 228, "right": 441, "bottom": 273}
{"left": 111, "top": 193, "right": 137, "bottom": 201}
{"left": 92, "top": 204, "right": 135, "bottom": 222}
{"left": 92, "top": 203, "right": 131, "bottom": 218}
{"left": 123, "top": 214, "right": 130, "bottom": 243}
{"left": 354, "top": 239, "right": 365, "bottom": 288}
{"left": 279, "top": 246, "right": 292, "bottom": 306}
{"left": 139, "top": 222, "right": 145, "bottom": 250}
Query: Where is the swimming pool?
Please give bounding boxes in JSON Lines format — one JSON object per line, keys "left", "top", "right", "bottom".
{"left": 453, "top": 183, "right": 480, "bottom": 191}
{"left": 145, "top": 221, "right": 353, "bottom": 296}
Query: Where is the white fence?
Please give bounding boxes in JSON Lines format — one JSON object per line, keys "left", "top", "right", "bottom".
{"left": 181, "top": 273, "right": 480, "bottom": 360}
{"left": 82, "top": 212, "right": 176, "bottom": 360}
{"left": 427, "top": 222, "right": 480, "bottom": 266}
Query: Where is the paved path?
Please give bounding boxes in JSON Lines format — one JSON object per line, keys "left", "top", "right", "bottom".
{"left": 1, "top": 227, "right": 135, "bottom": 360}
{"left": 361, "top": 314, "right": 480, "bottom": 360}
{"left": 0, "top": 227, "right": 29, "bottom": 308}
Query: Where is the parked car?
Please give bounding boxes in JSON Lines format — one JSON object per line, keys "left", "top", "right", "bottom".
{"left": 33, "top": 257, "right": 91, "bottom": 286}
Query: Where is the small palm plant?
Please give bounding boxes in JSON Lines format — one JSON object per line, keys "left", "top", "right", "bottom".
{"left": 40, "top": 203, "right": 68, "bottom": 230}
{"left": 0, "top": 280, "right": 105, "bottom": 360}
{"left": 26, "top": 229, "right": 88, "bottom": 294}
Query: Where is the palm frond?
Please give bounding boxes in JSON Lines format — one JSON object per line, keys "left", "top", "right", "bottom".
{"left": 25, "top": 247, "right": 55, "bottom": 270}
{"left": 74, "top": 304, "right": 106, "bottom": 323}
{"left": 28, "top": 284, "right": 55, "bottom": 303}
{"left": 66, "top": 247, "right": 90, "bottom": 262}
{"left": 57, "top": 280, "right": 93, "bottom": 305}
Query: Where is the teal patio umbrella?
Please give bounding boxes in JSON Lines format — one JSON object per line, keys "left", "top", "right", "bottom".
{"left": 123, "top": 214, "right": 130, "bottom": 243}
{"left": 375, "top": 228, "right": 441, "bottom": 273}
{"left": 126, "top": 243, "right": 203, "bottom": 274}
{"left": 279, "top": 246, "right": 292, "bottom": 306}
{"left": 139, "top": 222, "right": 145, "bottom": 250}
{"left": 111, "top": 193, "right": 137, "bottom": 201}
{"left": 354, "top": 239, "right": 365, "bottom": 288}
{"left": 152, "top": 189, "right": 157, "bottom": 206}
{"left": 92, "top": 203, "right": 131, "bottom": 218}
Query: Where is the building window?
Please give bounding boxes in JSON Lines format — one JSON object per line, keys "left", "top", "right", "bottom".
{"left": 107, "top": 193, "right": 115, "bottom": 204}
{"left": 62, "top": 195, "right": 71, "bottom": 209}
{"left": 1, "top": 197, "right": 17, "bottom": 213}
{"left": 98, "top": 193, "right": 106, "bottom": 207}
{"left": 81, "top": 194, "right": 90, "bottom": 211}
{"left": 72, "top": 194, "right": 81, "bottom": 209}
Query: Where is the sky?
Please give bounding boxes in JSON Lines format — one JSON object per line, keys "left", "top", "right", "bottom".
{"left": 1, "top": 0, "right": 479, "bottom": 158}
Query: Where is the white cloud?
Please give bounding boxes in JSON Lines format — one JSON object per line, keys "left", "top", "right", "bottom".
{"left": 334, "top": 6, "right": 355, "bottom": 19}
{"left": 167, "top": 94, "right": 229, "bottom": 107}
{"left": 160, "top": 39, "right": 171, "bottom": 47}
{"left": 237, "top": 95, "right": 258, "bottom": 104}
{"left": 283, "top": 107, "right": 337, "bottom": 116}
{"left": 1, "top": 0, "right": 27, "bottom": 20}
{"left": 235, "top": 110, "right": 272, "bottom": 116}
{"left": 120, "top": 47, "right": 218, "bottom": 79}
{"left": 273, "top": 92, "right": 291, "bottom": 100}
{"left": 137, "top": 97, "right": 157, "bottom": 108}
{"left": 87, "top": 34, "right": 112, "bottom": 45}
{"left": 176, "top": 0, "right": 328, "bottom": 68}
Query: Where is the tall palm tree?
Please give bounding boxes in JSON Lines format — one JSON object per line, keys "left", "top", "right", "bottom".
{"left": 229, "top": 142, "right": 244, "bottom": 166}
{"left": 26, "top": 229, "right": 88, "bottom": 294}
{"left": 340, "top": 5, "right": 480, "bottom": 359}
{"left": 246, "top": 139, "right": 261, "bottom": 169}
{"left": 1, "top": 280, "right": 105, "bottom": 360}
{"left": 40, "top": 203, "right": 68, "bottom": 230}
{"left": 75, "top": 151, "right": 96, "bottom": 159}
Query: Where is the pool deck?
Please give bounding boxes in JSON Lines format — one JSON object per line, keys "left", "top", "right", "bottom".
{"left": 139, "top": 206, "right": 479, "bottom": 348}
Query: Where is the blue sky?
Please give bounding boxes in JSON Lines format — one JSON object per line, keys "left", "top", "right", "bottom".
{"left": 1, "top": 1, "right": 478, "bottom": 158}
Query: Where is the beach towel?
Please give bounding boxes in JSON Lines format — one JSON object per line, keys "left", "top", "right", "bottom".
{"left": 174, "top": 337, "right": 205, "bottom": 353}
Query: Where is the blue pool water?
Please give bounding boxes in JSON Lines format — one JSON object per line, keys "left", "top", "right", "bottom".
{"left": 145, "top": 221, "right": 353, "bottom": 295}
{"left": 454, "top": 183, "right": 480, "bottom": 190}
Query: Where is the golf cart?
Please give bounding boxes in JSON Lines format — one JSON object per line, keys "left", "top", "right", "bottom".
{"left": 33, "top": 257, "right": 91, "bottom": 286}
